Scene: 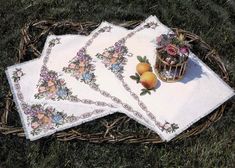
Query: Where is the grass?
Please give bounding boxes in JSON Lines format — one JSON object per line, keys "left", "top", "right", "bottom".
{"left": 0, "top": 0, "right": 234, "bottom": 167}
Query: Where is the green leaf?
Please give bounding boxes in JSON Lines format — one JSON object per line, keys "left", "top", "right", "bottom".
{"left": 140, "top": 90, "right": 147, "bottom": 96}
{"left": 140, "top": 88, "right": 151, "bottom": 96}
{"left": 130, "top": 73, "right": 140, "bottom": 83}
{"left": 143, "top": 56, "right": 147, "bottom": 62}
{"left": 137, "top": 56, "right": 144, "bottom": 62}
{"left": 146, "top": 90, "right": 151, "bottom": 95}
{"left": 130, "top": 75, "right": 138, "bottom": 80}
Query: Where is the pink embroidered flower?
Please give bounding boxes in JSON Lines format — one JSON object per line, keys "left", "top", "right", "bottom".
{"left": 166, "top": 44, "right": 178, "bottom": 56}
{"left": 113, "top": 52, "right": 119, "bottom": 58}
{"left": 38, "top": 86, "right": 46, "bottom": 93}
{"left": 16, "top": 70, "right": 24, "bottom": 77}
{"left": 60, "top": 79, "right": 65, "bottom": 85}
{"left": 47, "top": 93, "right": 56, "bottom": 99}
{"left": 103, "top": 51, "right": 110, "bottom": 58}
{"left": 47, "top": 80, "right": 55, "bottom": 87}
{"left": 68, "top": 63, "right": 76, "bottom": 69}
{"left": 46, "top": 107, "right": 54, "bottom": 112}
{"left": 180, "top": 46, "right": 189, "bottom": 55}
{"left": 31, "top": 121, "right": 40, "bottom": 129}
{"left": 37, "top": 112, "right": 45, "bottom": 120}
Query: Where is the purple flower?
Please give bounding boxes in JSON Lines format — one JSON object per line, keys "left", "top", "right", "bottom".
{"left": 180, "top": 47, "right": 189, "bottom": 55}
{"left": 156, "top": 34, "right": 171, "bottom": 47}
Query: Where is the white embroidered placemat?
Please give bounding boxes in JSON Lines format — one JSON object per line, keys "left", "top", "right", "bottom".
{"left": 93, "top": 16, "right": 235, "bottom": 141}
{"left": 5, "top": 35, "right": 122, "bottom": 141}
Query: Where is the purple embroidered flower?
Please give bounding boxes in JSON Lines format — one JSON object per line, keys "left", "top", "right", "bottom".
{"left": 114, "top": 42, "right": 122, "bottom": 48}
{"left": 23, "top": 105, "right": 32, "bottom": 115}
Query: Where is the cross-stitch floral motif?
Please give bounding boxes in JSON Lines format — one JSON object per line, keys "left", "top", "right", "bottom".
{"left": 24, "top": 104, "right": 70, "bottom": 135}
{"left": 62, "top": 26, "right": 112, "bottom": 84}
{"left": 35, "top": 66, "right": 74, "bottom": 100}
{"left": 63, "top": 49, "right": 96, "bottom": 84}
{"left": 96, "top": 41, "right": 129, "bottom": 75}
{"left": 12, "top": 68, "right": 24, "bottom": 82}
{"left": 48, "top": 37, "right": 61, "bottom": 47}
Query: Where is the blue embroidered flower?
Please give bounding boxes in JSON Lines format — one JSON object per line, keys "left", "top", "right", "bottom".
{"left": 111, "top": 63, "right": 122, "bottom": 73}
{"left": 56, "top": 87, "right": 68, "bottom": 98}
{"left": 52, "top": 114, "right": 63, "bottom": 124}
{"left": 82, "top": 72, "right": 93, "bottom": 83}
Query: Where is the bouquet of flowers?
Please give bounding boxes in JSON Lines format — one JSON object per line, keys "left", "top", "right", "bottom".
{"left": 156, "top": 32, "right": 190, "bottom": 65}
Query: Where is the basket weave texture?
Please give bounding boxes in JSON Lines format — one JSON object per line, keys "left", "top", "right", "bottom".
{"left": 0, "top": 20, "right": 233, "bottom": 143}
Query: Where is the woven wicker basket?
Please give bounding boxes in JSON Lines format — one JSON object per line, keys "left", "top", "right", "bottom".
{"left": 0, "top": 20, "right": 233, "bottom": 143}
{"left": 155, "top": 49, "right": 189, "bottom": 82}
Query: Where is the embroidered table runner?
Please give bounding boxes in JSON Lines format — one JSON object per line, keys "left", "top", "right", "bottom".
{"left": 5, "top": 35, "right": 121, "bottom": 140}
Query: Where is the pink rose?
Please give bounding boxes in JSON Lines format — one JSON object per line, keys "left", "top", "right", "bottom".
{"left": 166, "top": 44, "right": 178, "bottom": 56}
{"left": 180, "top": 47, "right": 189, "bottom": 55}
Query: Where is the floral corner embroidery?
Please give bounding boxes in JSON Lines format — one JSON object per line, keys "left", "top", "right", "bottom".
{"left": 62, "top": 25, "right": 113, "bottom": 85}
{"left": 63, "top": 50, "right": 96, "bottom": 85}
{"left": 144, "top": 22, "right": 158, "bottom": 29}
{"left": 161, "top": 122, "right": 179, "bottom": 133}
{"left": 49, "top": 37, "right": 61, "bottom": 47}
{"left": 96, "top": 41, "right": 129, "bottom": 75}
{"left": 35, "top": 66, "right": 74, "bottom": 100}
{"left": 23, "top": 104, "right": 70, "bottom": 135}
{"left": 12, "top": 68, "right": 24, "bottom": 82}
